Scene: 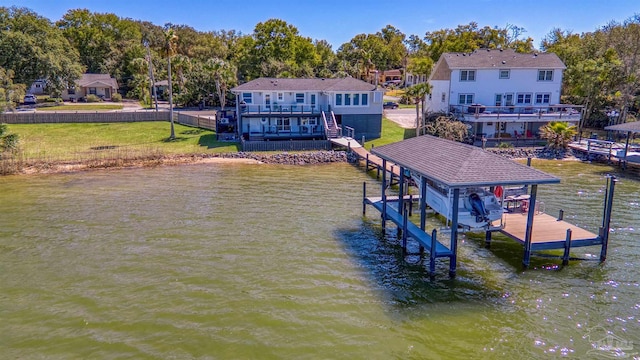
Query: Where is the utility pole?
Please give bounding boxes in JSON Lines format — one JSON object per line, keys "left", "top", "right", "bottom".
{"left": 144, "top": 40, "right": 158, "bottom": 112}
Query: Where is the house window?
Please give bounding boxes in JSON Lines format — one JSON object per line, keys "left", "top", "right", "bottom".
{"left": 310, "top": 94, "right": 316, "bottom": 106}
{"left": 68, "top": 87, "right": 76, "bottom": 95}
{"left": 535, "top": 93, "right": 551, "bottom": 104}
{"left": 505, "top": 93, "right": 514, "bottom": 106}
{"left": 459, "top": 94, "right": 474, "bottom": 105}
{"left": 277, "top": 117, "right": 291, "bottom": 131}
{"left": 361, "top": 93, "right": 368, "bottom": 105}
{"left": 353, "top": 93, "right": 360, "bottom": 106}
{"left": 242, "top": 92, "right": 252, "bottom": 104}
{"left": 277, "top": 92, "right": 284, "bottom": 101}
{"left": 516, "top": 93, "right": 532, "bottom": 104}
{"left": 344, "top": 94, "right": 351, "bottom": 106}
{"left": 538, "top": 70, "right": 553, "bottom": 81}
{"left": 264, "top": 94, "right": 271, "bottom": 109}
{"left": 335, "top": 94, "right": 342, "bottom": 106}
{"left": 295, "top": 93, "right": 304, "bottom": 103}
{"left": 460, "top": 70, "right": 475, "bottom": 81}
{"left": 499, "top": 70, "right": 510, "bottom": 79}
{"left": 495, "top": 94, "right": 503, "bottom": 106}
{"left": 89, "top": 87, "right": 97, "bottom": 95}
{"left": 441, "top": 92, "right": 446, "bottom": 102}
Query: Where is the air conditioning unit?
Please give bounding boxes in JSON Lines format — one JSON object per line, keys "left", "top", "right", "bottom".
{"left": 220, "top": 117, "right": 229, "bottom": 124}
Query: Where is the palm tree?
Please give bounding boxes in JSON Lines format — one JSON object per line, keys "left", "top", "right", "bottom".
{"left": 404, "top": 83, "right": 432, "bottom": 134}
{"left": 539, "top": 121, "right": 577, "bottom": 149}
{"left": 205, "top": 58, "right": 237, "bottom": 110}
{"left": 164, "top": 23, "right": 178, "bottom": 140}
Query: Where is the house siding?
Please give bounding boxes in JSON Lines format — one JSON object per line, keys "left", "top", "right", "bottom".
{"left": 341, "top": 114, "right": 382, "bottom": 140}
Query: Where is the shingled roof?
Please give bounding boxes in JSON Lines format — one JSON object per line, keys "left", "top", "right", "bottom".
{"left": 605, "top": 121, "right": 640, "bottom": 133}
{"left": 441, "top": 48, "right": 565, "bottom": 69}
{"left": 231, "top": 77, "right": 377, "bottom": 92}
{"left": 371, "top": 135, "right": 560, "bottom": 188}
{"left": 77, "top": 73, "right": 118, "bottom": 89}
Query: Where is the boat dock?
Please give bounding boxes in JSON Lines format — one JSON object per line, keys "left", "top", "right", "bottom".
{"left": 358, "top": 135, "right": 617, "bottom": 277}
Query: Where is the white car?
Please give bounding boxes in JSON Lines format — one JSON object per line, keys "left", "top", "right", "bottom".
{"left": 23, "top": 94, "right": 37, "bottom": 105}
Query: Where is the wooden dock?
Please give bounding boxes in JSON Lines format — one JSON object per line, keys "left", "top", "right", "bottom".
{"left": 350, "top": 146, "right": 404, "bottom": 185}
{"left": 498, "top": 212, "right": 600, "bottom": 250}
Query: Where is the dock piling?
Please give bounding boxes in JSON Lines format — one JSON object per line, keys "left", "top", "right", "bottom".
{"left": 402, "top": 206, "right": 409, "bottom": 254}
{"left": 562, "top": 229, "right": 572, "bottom": 265}
{"left": 430, "top": 229, "right": 437, "bottom": 275}
{"left": 600, "top": 175, "right": 617, "bottom": 262}
{"left": 362, "top": 182, "right": 367, "bottom": 216}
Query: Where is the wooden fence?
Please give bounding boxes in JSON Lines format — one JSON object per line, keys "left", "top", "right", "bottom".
{"left": 0, "top": 111, "right": 170, "bottom": 124}
{"left": 175, "top": 112, "right": 216, "bottom": 131}
{"left": 241, "top": 139, "right": 331, "bottom": 152}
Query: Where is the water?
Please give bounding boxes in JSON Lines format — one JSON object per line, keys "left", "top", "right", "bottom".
{"left": 0, "top": 161, "right": 638, "bottom": 359}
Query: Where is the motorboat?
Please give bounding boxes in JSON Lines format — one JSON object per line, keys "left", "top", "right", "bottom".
{"left": 423, "top": 181, "right": 503, "bottom": 230}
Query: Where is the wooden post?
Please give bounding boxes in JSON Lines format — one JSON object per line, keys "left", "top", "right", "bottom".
{"left": 430, "top": 229, "right": 437, "bottom": 275}
{"left": 408, "top": 194, "right": 413, "bottom": 217}
{"left": 485, "top": 230, "right": 492, "bottom": 248}
{"left": 362, "top": 182, "right": 367, "bottom": 216}
{"left": 600, "top": 175, "right": 617, "bottom": 262}
{"left": 523, "top": 184, "right": 538, "bottom": 269}
{"left": 398, "top": 166, "right": 405, "bottom": 222}
{"left": 558, "top": 209, "right": 564, "bottom": 221}
{"left": 381, "top": 158, "right": 387, "bottom": 232}
{"left": 402, "top": 205, "right": 408, "bottom": 254}
{"left": 449, "top": 188, "right": 460, "bottom": 277}
{"left": 562, "top": 229, "right": 572, "bottom": 265}
{"left": 420, "top": 177, "right": 427, "bottom": 231}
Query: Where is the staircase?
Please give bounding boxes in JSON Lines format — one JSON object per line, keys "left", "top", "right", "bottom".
{"left": 322, "top": 111, "right": 341, "bottom": 139}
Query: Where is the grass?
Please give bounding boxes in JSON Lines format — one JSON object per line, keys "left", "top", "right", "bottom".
{"left": 7, "top": 122, "right": 238, "bottom": 161}
{"left": 385, "top": 89, "right": 405, "bottom": 97}
{"left": 36, "top": 104, "right": 124, "bottom": 111}
{"left": 364, "top": 117, "right": 415, "bottom": 149}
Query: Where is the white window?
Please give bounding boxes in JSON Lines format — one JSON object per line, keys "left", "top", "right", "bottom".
{"left": 344, "top": 94, "right": 351, "bottom": 106}
{"left": 495, "top": 94, "right": 502, "bottom": 106}
{"left": 499, "top": 69, "right": 510, "bottom": 79}
{"left": 361, "top": 93, "right": 368, "bottom": 105}
{"left": 310, "top": 94, "right": 316, "bottom": 106}
{"left": 535, "top": 93, "right": 551, "bottom": 104}
{"left": 242, "top": 92, "right": 252, "bottom": 104}
{"left": 277, "top": 92, "right": 284, "bottom": 101}
{"left": 505, "top": 93, "right": 514, "bottom": 106}
{"left": 89, "top": 87, "right": 97, "bottom": 95}
{"left": 335, "top": 94, "right": 342, "bottom": 106}
{"left": 538, "top": 70, "right": 553, "bottom": 81}
{"left": 264, "top": 94, "right": 270, "bottom": 108}
{"left": 277, "top": 117, "right": 291, "bottom": 131}
{"left": 460, "top": 70, "right": 475, "bottom": 81}
{"left": 459, "top": 94, "right": 474, "bottom": 104}
{"left": 516, "top": 93, "right": 532, "bottom": 104}
{"left": 295, "top": 93, "right": 304, "bottom": 103}
{"left": 353, "top": 93, "right": 360, "bottom": 106}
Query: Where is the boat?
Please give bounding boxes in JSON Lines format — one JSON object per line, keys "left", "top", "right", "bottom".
{"left": 423, "top": 180, "right": 503, "bottom": 230}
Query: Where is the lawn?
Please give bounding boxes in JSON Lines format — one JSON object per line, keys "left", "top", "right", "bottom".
{"left": 364, "top": 117, "right": 415, "bottom": 149}
{"left": 7, "top": 122, "right": 238, "bottom": 161}
{"left": 36, "top": 104, "right": 124, "bottom": 111}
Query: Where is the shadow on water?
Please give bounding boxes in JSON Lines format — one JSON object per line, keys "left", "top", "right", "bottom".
{"left": 333, "top": 218, "right": 507, "bottom": 311}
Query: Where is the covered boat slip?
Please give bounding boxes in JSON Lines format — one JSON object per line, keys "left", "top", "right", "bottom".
{"left": 364, "top": 135, "right": 616, "bottom": 277}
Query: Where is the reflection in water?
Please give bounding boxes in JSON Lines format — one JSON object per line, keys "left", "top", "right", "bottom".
{"left": 0, "top": 161, "right": 638, "bottom": 359}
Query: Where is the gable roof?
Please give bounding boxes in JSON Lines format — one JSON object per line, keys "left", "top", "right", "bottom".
{"left": 231, "top": 77, "right": 378, "bottom": 92}
{"left": 605, "top": 121, "right": 640, "bottom": 133}
{"left": 371, "top": 135, "right": 560, "bottom": 188}
{"left": 77, "top": 73, "right": 118, "bottom": 89}
{"left": 430, "top": 49, "right": 565, "bottom": 81}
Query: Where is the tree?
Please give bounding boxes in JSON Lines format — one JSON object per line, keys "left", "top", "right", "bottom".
{"left": 0, "top": 67, "right": 25, "bottom": 112}
{"left": 404, "top": 83, "right": 432, "bottom": 133}
{"left": 0, "top": 123, "right": 19, "bottom": 156}
{"left": 423, "top": 116, "right": 469, "bottom": 142}
{"left": 539, "top": 121, "right": 577, "bottom": 149}
{"left": 205, "top": 58, "right": 236, "bottom": 110}
{"left": 164, "top": 23, "right": 178, "bottom": 140}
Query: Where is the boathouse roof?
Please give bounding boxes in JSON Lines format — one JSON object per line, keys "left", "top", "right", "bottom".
{"left": 371, "top": 135, "right": 560, "bottom": 188}
{"left": 605, "top": 121, "right": 640, "bottom": 133}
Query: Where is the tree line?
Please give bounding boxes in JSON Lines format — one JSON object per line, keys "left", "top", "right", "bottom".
{"left": 0, "top": 6, "right": 638, "bottom": 126}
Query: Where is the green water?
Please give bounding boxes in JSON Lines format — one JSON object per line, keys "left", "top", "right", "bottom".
{"left": 0, "top": 161, "right": 638, "bottom": 359}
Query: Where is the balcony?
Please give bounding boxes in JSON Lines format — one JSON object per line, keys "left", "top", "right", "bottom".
{"left": 240, "top": 103, "right": 325, "bottom": 116}
{"left": 449, "top": 104, "right": 582, "bottom": 123}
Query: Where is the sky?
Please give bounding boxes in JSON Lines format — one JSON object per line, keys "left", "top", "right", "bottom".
{"left": 1, "top": 0, "right": 637, "bottom": 49}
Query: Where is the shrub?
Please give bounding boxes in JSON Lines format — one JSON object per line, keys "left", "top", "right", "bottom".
{"left": 111, "top": 93, "right": 122, "bottom": 102}
{"left": 86, "top": 94, "right": 101, "bottom": 103}
{"left": 45, "top": 97, "right": 62, "bottom": 103}
{"left": 497, "top": 142, "right": 513, "bottom": 148}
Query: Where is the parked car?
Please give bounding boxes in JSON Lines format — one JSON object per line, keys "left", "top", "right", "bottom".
{"left": 383, "top": 101, "right": 399, "bottom": 109}
{"left": 23, "top": 94, "right": 37, "bottom": 105}
{"left": 383, "top": 80, "right": 402, "bottom": 87}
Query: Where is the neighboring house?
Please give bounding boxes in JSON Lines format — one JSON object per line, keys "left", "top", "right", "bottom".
{"left": 61, "top": 73, "right": 119, "bottom": 101}
{"left": 405, "top": 72, "right": 428, "bottom": 87}
{"left": 425, "top": 48, "right": 581, "bottom": 140}
{"left": 28, "top": 79, "right": 47, "bottom": 95}
{"left": 231, "top": 77, "right": 384, "bottom": 141}
{"left": 381, "top": 69, "right": 403, "bottom": 86}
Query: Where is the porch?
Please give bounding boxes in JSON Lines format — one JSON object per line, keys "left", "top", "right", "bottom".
{"left": 449, "top": 104, "right": 582, "bottom": 123}
{"left": 240, "top": 104, "right": 326, "bottom": 116}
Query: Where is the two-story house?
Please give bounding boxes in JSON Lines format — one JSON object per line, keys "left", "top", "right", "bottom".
{"left": 425, "top": 49, "right": 581, "bottom": 141}
{"left": 231, "top": 77, "right": 384, "bottom": 142}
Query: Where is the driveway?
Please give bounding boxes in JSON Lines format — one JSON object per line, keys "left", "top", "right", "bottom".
{"left": 384, "top": 108, "right": 418, "bottom": 129}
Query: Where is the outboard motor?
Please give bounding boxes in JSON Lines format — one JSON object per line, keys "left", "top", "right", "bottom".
{"left": 468, "top": 193, "right": 489, "bottom": 222}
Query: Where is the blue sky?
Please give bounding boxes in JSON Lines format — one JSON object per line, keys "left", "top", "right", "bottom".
{"left": 2, "top": 0, "right": 637, "bottom": 49}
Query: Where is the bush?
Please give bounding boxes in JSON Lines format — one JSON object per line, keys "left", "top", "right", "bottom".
{"left": 86, "top": 94, "right": 101, "bottom": 103}
{"left": 111, "top": 93, "right": 122, "bottom": 102}
{"left": 497, "top": 142, "right": 514, "bottom": 149}
{"left": 45, "top": 97, "right": 62, "bottom": 103}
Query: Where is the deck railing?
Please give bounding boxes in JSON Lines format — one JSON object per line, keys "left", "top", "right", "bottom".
{"left": 240, "top": 104, "right": 323, "bottom": 115}
{"left": 449, "top": 104, "right": 582, "bottom": 121}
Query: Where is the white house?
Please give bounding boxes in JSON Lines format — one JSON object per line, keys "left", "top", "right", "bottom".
{"left": 231, "top": 77, "right": 384, "bottom": 141}
{"left": 425, "top": 49, "right": 581, "bottom": 140}
{"left": 28, "top": 79, "right": 47, "bottom": 95}
{"left": 61, "top": 73, "right": 119, "bottom": 101}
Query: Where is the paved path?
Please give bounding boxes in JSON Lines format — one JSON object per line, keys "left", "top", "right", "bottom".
{"left": 384, "top": 108, "right": 418, "bottom": 129}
